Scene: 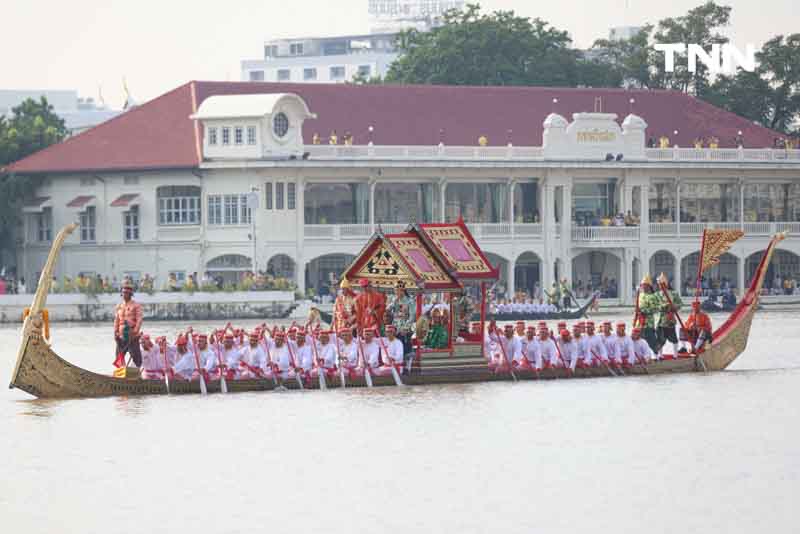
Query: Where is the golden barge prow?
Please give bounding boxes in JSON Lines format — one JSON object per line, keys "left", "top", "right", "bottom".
{"left": 9, "top": 223, "right": 785, "bottom": 399}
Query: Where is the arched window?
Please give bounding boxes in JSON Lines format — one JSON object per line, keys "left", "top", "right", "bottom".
{"left": 157, "top": 186, "right": 201, "bottom": 226}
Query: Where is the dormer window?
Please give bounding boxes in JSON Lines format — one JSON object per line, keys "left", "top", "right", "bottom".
{"left": 222, "top": 127, "right": 230, "bottom": 145}
{"left": 247, "top": 126, "right": 257, "bottom": 145}
{"left": 273, "top": 112, "right": 289, "bottom": 138}
{"left": 234, "top": 127, "right": 244, "bottom": 145}
{"left": 208, "top": 127, "right": 218, "bottom": 145}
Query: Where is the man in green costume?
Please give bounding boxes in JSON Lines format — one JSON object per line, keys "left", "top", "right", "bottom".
{"left": 636, "top": 274, "right": 661, "bottom": 353}
{"left": 547, "top": 282, "right": 562, "bottom": 310}
{"left": 424, "top": 310, "right": 449, "bottom": 349}
{"left": 655, "top": 274, "right": 683, "bottom": 358}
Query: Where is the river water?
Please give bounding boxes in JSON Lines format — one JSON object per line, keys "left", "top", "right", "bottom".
{"left": 1, "top": 311, "right": 798, "bottom": 534}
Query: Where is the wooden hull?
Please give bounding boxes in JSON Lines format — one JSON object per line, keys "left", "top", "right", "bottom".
{"left": 7, "top": 226, "right": 784, "bottom": 399}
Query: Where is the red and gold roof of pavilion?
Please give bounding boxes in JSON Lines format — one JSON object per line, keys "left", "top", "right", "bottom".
{"left": 411, "top": 219, "right": 499, "bottom": 280}
{"left": 342, "top": 219, "right": 498, "bottom": 292}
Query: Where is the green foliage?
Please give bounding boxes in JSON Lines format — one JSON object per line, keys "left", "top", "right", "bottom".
{"left": 703, "top": 34, "right": 800, "bottom": 133}
{"left": 385, "top": 3, "right": 587, "bottom": 87}
{"left": 0, "top": 97, "right": 67, "bottom": 255}
{"left": 590, "top": 25, "right": 657, "bottom": 89}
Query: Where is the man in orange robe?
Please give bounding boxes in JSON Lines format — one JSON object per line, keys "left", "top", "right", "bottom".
{"left": 685, "top": 301, "right": 712, "bottom": 353}
{"left": 355, "top": 279, "right": 386, "bottom": 334}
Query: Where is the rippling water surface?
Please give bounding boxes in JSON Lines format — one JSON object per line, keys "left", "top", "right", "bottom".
{"left": 1, "top": 311, "right": 798, "bottom": 534}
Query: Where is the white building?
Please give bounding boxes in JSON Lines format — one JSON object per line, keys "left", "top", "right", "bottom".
{"left": 5, "top": 81, "right": 800, "bottom": 303}
{"left": 0, "top": 89, "right": 120, "bottom": 135}
{"left": 240, "top": 1, "right": 465, "bottom": 84}
{"left": 241, "top": 32, "right": 401, "bottom": 84}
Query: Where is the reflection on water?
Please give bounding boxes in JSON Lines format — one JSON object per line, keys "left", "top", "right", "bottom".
{"left": 1, "top": 311, "right": 799, "bottom": 533}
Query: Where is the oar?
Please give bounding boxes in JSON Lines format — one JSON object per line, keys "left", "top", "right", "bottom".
{"left": 190, "top": 335, "right": 208, "bottom": 395}
{"left": 633, "top": 351, "right": 650, "bottom": 375}
{"left": 375, "top": 330, "right": 403, "bottom": 387}
{"left": 356, "top": 337, "right": 374, "bottom": 388}
{"left": 285, "top": 339, "right": 304, "bottom": 390}
{"left": 159, "top": 338, "right": 171, "bottom": 394}
{"left": 334, "top": 336, "right": 347, "bottom": 388}
{"left": 591, "top": 349, "right": 616, "bottom": 377}
{"left": 259, "top": 334, "right": 279, "bottom": 388}
{"left": 212, "top": 339, "right": 228, "bottom": 394}
{"left": 310, "top": 333, "right": 327, "bottom": 391}
{"left": 551, "top": 333, "right": 573, "bottom": 378}
{"left": 493, "top": 328, "right": 518, "bottom": 382}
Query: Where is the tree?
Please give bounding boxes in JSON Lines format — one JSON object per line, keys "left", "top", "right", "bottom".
{"left": 590, "top": 25, "right": 657, "bottom": 89}
{"left": 651, "top": 1, "right": 732, "bottom": 96}
{"left": 0, "top": 97, "right": 68, "bottom": 262}
{"left": 385, "top": 3, "right": 583, "bottom": 87}
{"left": 702, "top": 34, "right": 800, "bottom": 133}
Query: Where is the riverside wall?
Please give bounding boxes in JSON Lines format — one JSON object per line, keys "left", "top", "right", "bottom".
{"left": 0, "top": 291, "right": 296, "bottom": 323}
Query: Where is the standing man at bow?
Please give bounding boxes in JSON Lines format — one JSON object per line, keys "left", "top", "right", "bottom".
{"left": 656, "top": 275, "right": 683, "bottom": 359}
{"left": 113, "top": 279, "right": 143, "bottom": 368}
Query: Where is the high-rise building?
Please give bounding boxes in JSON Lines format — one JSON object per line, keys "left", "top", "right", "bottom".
{"left": 240, "top": 0, "right": 465, "bottom": 84}
{"left": 0, "top": 89, "right": 120, "bottom": 136}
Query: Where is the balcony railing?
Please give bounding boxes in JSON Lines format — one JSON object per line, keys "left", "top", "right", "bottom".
{"left": 304, "top": 221, "right": 798, "bottom": 242}
{"left": 572, "top": 226, "right": 640, "bottom": 242}
{"left": 303, "top": 144, "right": 800, "bottom": 163}
{"left": 648, "top": 221, "right": 800, "bottom": 237}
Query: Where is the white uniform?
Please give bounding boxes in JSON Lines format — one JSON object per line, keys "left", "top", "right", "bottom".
{"left": 240, "top": 344, "right": 269, "bottom": 376}
{"left": 498, "top": 335, "right": 523, "bottom": 364}
{"left": 615, "top": 335, "right": 637, "bottom": 365}
{"left": 360, "top": 340, "right": 381, "bottom": 369}
{"left": 583, "top": 334, "right": 608, "bottom": 364}
{"left": 523, "top": 336, "right": 542, "bottom": 370}
{"left": 538, "top": 337, "right": 559, "bottom": 366}
{"left": 271, "top": 344, "right": 294, "bottom": 373}
{"left": 294, "top": 343, "right": 314, "bottom": 372}
{"left": 632, "top": 338, "right": 655, "bottom": 362}
{"left": 316, "top": 341, "right": 338, "bottom": 369}
{"left": 173, "top": 348, "right": 198, "bottom": 379}
{"left": 558, "top": 339, "right": 579, "bottom": 370}
{"left": 602, "top": 333, "right": 619, "bottom": 363}
{"left": 381, "top": 337, "right": 404, "bottom": 366}
{"left": 141, "top": 344, "right": 163, "bottom": 379}
{"left": 222, "top": 346, "right": 244, "bottom": 377}
{"left": 339, "top": 340, "right": 359, "bottom": 368}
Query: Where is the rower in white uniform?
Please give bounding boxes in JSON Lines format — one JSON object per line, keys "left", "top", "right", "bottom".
{"left": 631, "top": 327, "right": 655, "bottom": 364}
{"left": 582, "top": 321, "right": 609, "bottom": 367}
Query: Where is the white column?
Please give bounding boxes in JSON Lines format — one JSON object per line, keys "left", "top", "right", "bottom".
{"left": 508, "top": 259, "right": 516, "bottom": 296}
{"left": 541, "top": 181, "right": 553, "bottom": 291}
{"left": 439, "top": 177, "right": 447, "bottom": 222}
{"left": 676, "top": 180, "right": 681, "bottom": 237}
{"left": 674, "top": 251, "right": 682, "bottom": 295}
{"left": 561, "top": 182, "right": 573, "bottom": 287}
{"left": 296, "top": 175, "right": 306, "bottom": 294}
{"left": 739, "top": 179, "right": 745, "bottom": 230}
{"left": 622, "top": 250, "right": 632, "bottom": 305}
{"left": 369, "top": 179, "right": 376, "bottom": 232}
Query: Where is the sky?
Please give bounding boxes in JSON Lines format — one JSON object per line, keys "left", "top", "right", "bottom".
{"left": 1, "top": 0, "right": 797, "bottom": 109}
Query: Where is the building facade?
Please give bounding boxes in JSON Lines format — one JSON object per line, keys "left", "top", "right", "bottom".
{"left": 0, "top": 89, "right": 120, "bottom": 135}
{"left": 7, "top": 81, "right": 800, "bottom": 304}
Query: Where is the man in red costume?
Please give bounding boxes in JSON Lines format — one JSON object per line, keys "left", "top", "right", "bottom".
{"left": 685, "top": 301, "right": 713, "bottom": 353}
{"left": 355, "top": 279, "right": 386, "bottom": 334}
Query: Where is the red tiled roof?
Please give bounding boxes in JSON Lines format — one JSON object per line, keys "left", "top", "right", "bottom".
{"left": 66, "top": 195, "right": 95, "bottom": 208}
{"left": 4, "top": 81, "right": 784, "bottom": 175}
{"left": 110, "top": 194, "right": 140, "bottom": 207}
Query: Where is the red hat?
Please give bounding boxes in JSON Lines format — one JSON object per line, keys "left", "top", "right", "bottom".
{"left": 224, "top": 329, "right": 234, "bottom": 340}
{"left": 198, "top": 333, "right": 208, "bottom": 341}
{"left": 602, "top": 321, "right": 612, "bottom": 326}
{"left": 386, "top": 324, "right": 397, "bottom": 332}
{"left": 560, "top": 329, "right": 570, "bottom": 338}
{"left": 632, "top": 327, "right": 642, "bottom": 335}
{"left": 363, "top": 328, "right": 374, "bottom": 336}
{"left": 274, "top": 330, "right": 286, "bottom": 339}
{"left": 538, "top": 321, "right": 547, "bottom": 328}
{"left": 557, "top": 321, "right": 567, "bottom": 328}
{"left": 526, "top": 326, "right": 535, "bottom": 333}
{"left": 141, "top": 334, "right": 151, "bottom": 342}
{"left": 586, "top": 321, "right": 595, "bottom": 327}
{"left": 249, "top": 331, "right": 260, "bottom": 340}
{"left": 358, "top": 279, "right": 370, "bottom": 287}
{"left": 572, "top": 324, "right": 581, "bottom": 332}
{"left": 176, "top": 335, "right": 188, "bottom": 346}
{"left": 504, "top": 324, "right": 514, "bottom": 330}
{"left": 338, "top": 327, "right": 351, "bottom": 335}
{"left": 616, "top": 322, "right": 626, "bottom": 328}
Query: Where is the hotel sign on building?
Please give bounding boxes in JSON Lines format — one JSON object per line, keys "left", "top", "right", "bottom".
{"left": 5, "top": 81, "right": 800, "bottom": 304}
